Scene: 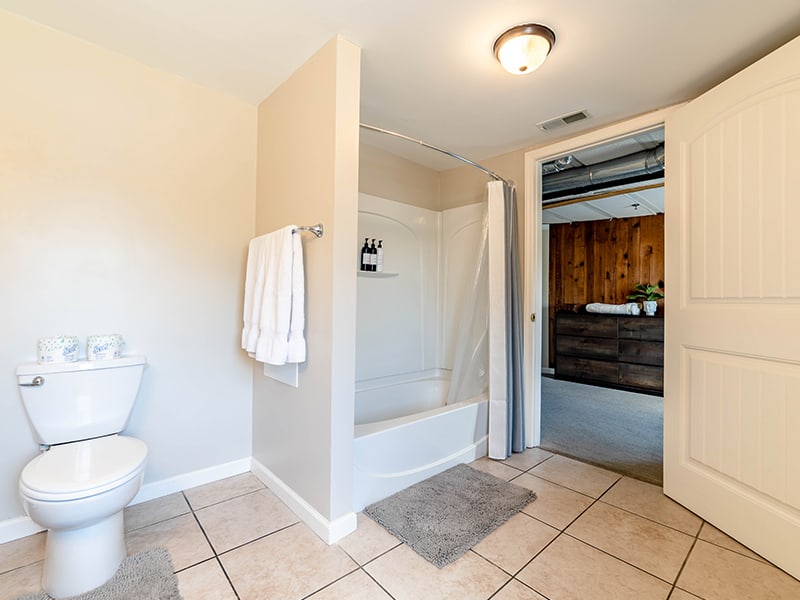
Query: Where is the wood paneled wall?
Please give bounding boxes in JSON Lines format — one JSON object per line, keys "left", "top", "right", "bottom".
{"left": 548, "top": 214, "right": 665, "bottom": 366}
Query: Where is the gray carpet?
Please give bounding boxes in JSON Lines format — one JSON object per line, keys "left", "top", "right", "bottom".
{"left": 364, "top": 463, "right": 536, "bottom": 568}
{"left": 541, "top": 377, "right": 663, "bottom": 485}
{"left": 17, "top": 547, "right": 181, "bottom": 600}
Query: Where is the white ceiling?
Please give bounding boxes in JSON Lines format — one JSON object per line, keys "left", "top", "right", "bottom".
{"left": 543, "top": 184, "right": 664, "bottom": 225}
{"left": 2, "top": 1, "right": 800, "bottom": 172}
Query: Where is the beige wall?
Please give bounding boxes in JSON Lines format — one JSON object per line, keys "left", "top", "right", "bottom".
{"left": 439, "top": 148, "right": 526, "bottom": 210}
{"left": 0, "top": 10, "right": 256, "bottom": 529}
{"left": 253, "top": 36, "right": 360, "bottom": 526}
{"left": 359, "top": 141, "right": 521, "bottom": 213}
{"left": 359, "top": 144, "right": 440, "bottom": 210}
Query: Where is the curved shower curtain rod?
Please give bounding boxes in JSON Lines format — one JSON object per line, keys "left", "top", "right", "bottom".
{"left": 360, "top": 123, "right": 513, "bottom": 188}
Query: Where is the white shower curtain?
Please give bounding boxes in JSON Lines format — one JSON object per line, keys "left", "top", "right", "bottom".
{"left": 447, "top": 180, "right": 526, "bottom": 459}
{"left": 446, "top": 204, "right": 489, "bottom": 406}
{"left": 488, "top": 180, "right": 526, "bottom": 459}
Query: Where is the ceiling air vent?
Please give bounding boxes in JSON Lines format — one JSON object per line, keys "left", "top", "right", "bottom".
{"left": 537, "top": 110, "right": 589, "bottom": 131}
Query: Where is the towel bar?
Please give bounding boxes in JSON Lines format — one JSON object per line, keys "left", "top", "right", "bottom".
{"left": 292, "top": 224, "right": 324, "bottom": 238}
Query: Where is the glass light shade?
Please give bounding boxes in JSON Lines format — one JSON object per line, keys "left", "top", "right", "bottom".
{"left": 494, "top": 24, "right": 555, "bottom": 75}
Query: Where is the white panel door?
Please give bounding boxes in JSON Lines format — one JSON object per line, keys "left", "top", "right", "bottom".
{"left": 664, "top": 35, "right": 800, "bottom": 578}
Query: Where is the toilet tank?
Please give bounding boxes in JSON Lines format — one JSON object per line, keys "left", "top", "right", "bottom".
{"left": 16, "top": 356, "right": 146, "bottom": 446}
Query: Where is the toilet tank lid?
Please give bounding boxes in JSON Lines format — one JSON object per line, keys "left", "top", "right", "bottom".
{"left": 16, "top": 355, "right": 147, "bottom": 376}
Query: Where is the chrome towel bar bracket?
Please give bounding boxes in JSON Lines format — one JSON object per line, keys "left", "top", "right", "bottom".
{"left": 292, "top": 223, "right": 324, "bottom": 238}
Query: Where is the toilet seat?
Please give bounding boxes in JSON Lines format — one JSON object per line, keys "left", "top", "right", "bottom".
{"left": 20, "top": 435, "right": 147, "bottom": 502}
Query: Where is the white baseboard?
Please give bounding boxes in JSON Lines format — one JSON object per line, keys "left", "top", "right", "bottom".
{"left": 130, "top": 457, "right": 251, "bottom": 506}
{"left": 542, "top": 367, "right": 555, "bottom": 376}
{"left": 0, "top": 516, "right": 44, "bottom": 545}
{"left": 0, "top": 457, "right": 251, "bottom": 545}
{"left": 250, "top": 458, "right": 356, "bottom": 544}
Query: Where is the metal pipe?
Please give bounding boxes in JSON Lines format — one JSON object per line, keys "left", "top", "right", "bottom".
{"left": 543, "top": 144, "right": 664, "bottom": 196}
{"left": 360, "top": 123, "right": 513, "bottom": 188}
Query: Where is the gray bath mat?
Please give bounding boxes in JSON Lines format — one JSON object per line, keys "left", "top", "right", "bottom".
{"left": 364, "top": 463, "right": 536, "bottom": 568}
{"left": 17, "top": 547, "right": 181, "bottom": 600}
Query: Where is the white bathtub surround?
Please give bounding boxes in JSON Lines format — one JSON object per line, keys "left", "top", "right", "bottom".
{"left": 355, "top": 369, "right": 450, "bottom": 424}
{"left": 355, "top": 194, "right": 490, "bottom": 510}
{"left": 356, "top": 195, "right": 439, "bottom": 381}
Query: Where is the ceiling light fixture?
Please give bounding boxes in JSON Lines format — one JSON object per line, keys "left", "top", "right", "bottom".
{"left": 493, "top": 23, "right": 556, "bottom": 75}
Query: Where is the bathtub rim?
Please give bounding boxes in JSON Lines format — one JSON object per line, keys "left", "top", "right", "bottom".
{"left": 355, "top": 393, "right": 487, "bottom": 438}
{"left": 355, "top": 368, "right": 450, "bottom": 393}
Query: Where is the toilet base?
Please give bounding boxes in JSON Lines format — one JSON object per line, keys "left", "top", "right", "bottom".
{"left": 42, "top": 511, "right": 127, "bottom": 599}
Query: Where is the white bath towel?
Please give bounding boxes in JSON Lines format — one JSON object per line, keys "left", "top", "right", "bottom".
{"left": 241, "top": 225, "right": 306, "bottom": 365}
{"left": 586, "top": 302, "right": 641, "bottom": 316}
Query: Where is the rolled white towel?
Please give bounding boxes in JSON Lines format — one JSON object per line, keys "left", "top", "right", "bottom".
{"left": 586, "top": 302, "right": 641, "bottom": 316}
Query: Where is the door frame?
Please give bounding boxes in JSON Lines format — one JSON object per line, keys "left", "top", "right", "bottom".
{"left": 522, "top": 105, "right": 681, "bottom": 446}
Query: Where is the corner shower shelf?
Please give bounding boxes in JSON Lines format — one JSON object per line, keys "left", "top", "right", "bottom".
{"left": 357, "top": 271, "right": 398, "bottom": 278}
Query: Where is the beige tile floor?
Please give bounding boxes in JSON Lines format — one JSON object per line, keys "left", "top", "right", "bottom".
{"left": 2, "top": 449, "right": 799, "bottom": 600}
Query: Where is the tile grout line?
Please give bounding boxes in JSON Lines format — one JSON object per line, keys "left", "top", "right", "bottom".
{"left": 665, "top": 520, "right": 704, "bottom": 600}
{"left": 484, "top": 456, "right": 619, "bottom": 599}
{"left": 499, "top": 487, "right": 607, "bottom": 597}
{"left": 356, "top": 565, "right": 399, "bottom": 600}
{"left": 185, "top": 485, "right": 267, "bottom": 513}
{"left": 590, "top": 498, "right": 701, "bottom": 538}
{"left": 295, "top": 563, "right": 361, "bottom": 600}
{"left": 183, "top": 491, "right": 242, "bottom": 600}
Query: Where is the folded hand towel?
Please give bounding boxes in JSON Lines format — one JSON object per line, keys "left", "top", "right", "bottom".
{"left": 586, "top": 302, "right": 641, "bottom": 316}
{"left": 286, "top": 231, "right": 306, "bottom": 362}
{"left": 242, "top": 225, "right": 306, "bottom": 365}
{"left": 242, "top": 235, "right": 268, "bottom": 351}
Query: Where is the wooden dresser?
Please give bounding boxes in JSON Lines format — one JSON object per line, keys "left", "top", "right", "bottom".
{"left": 554, "top": 313, "right": 664, "bottom": 395}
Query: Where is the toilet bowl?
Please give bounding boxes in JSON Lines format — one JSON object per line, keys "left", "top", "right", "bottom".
{"left": 16, "top": 355, "right": 148, "bottom": 598}
{"left": 19, "top": 435, "right": 148, "bottom": 598}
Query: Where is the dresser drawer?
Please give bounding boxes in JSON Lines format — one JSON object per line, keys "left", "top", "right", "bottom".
{"left": 618, "top": 340, "right": 663, "bottom": 366}
{"left": 556, "top": 356, "right": 619, "bottom": 385}
{"left": 618, "top": 317, "right": 664, "bottom": 341}
{"left": 556, "top": 335, "right": 618, "bottom": 359}
{"left": 556, "top": 314, "right": 618, "bottom": 338}
{"left": 619, "top": 363, "right": 663, "bottom": 391}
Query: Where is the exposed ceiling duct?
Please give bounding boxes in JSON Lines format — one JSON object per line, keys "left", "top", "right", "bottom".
{"left": 542, "top": 143, "right": 665, "bottom": 202}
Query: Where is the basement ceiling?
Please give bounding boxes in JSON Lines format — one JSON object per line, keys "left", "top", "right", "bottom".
{"left": 542, "top": 127, "right": 665, "bottom": 224}
{"left": 543, "top": 184, "right": 663, "bottom": 224}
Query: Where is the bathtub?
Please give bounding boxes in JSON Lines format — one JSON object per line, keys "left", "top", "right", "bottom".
{"left": 353, "top": 371, "right": 488, "bottom": 511}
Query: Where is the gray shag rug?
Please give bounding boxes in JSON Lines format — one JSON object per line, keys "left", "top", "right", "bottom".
{"left": 17, "top": 547, "right": 181, "bottom": 600}
{"left": 541, "top": 376, "right": 663, "bottom": 485}
{"left": 364, "top": 463, "right": 536, "bottom": 568}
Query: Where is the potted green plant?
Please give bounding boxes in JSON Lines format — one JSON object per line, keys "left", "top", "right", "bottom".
{"left": 627, "top": 283, "right": 664, "bottom": 316}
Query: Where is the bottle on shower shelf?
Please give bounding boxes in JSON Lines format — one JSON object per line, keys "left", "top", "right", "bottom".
{"left": 369, "top": 239, "right": 377, "bottom": 271}
{"left": 360, "top": 238, "right": 370, "bottom": 271}
{"left": 376, "top": 240, "right": 384, "bottom": 272}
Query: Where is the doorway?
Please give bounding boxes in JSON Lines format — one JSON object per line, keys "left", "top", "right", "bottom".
{"left": 539, "top": 127, "right": 665, "bottom": 484}
{"left": 522, "top": 109, "right": 677, "bottom": 480}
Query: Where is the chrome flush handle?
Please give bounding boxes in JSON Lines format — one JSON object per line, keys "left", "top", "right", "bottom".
{"left": 19, "top": 376, "right": 45, "bottom": 387}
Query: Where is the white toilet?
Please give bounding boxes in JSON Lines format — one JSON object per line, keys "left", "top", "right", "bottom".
{"left": 16, "top": 356, "right": 148, "bottom": 599}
